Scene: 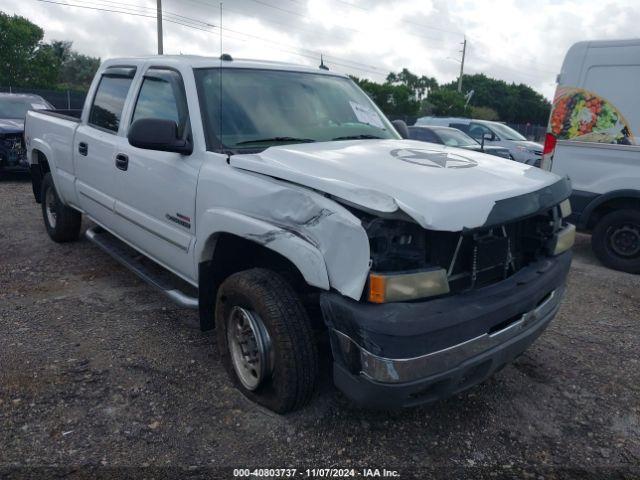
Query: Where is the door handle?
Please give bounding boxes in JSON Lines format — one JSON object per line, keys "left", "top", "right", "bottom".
{"left": 115, "top": 153, "right": 129, "bottom": 171}
{"left": 78, "top": 142, "right": 88, "bottom": 156}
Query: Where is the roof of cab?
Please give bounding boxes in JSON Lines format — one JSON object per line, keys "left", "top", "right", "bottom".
{"left": 101, "top": 55, "right": 345, "bottom": 76}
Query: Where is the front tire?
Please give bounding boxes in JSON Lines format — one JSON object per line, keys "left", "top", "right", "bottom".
{"left": 215, "top": 268, "right": 318, "bottom": 413}
{"left": 41, "top": 173, "right": 81, "bottom": 243}
{"left": 592, "top": 209, "right": 640, "bottom": 274}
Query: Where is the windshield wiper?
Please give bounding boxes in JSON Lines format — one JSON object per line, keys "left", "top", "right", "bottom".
{"left": 235, "top": 136, "right": 316, "bottom": 146}
{"left": 331, "top": 134, "right": 382, "bottom": 140}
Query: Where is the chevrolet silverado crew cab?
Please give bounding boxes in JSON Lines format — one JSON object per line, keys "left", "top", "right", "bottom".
{"left": 25, "top": 56, "right": 575, "bottom": 413}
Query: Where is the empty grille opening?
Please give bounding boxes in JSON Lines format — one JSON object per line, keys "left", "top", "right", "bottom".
{"left": 428, "top": 209, "right": 557, "bottom": 294}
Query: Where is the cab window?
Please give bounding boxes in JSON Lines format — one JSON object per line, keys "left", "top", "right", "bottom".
{"left": 131, "top": 69, "right": 189, "bottom": 138}
{"left": 88, "top": 68, "right": 136, "bottom": 132}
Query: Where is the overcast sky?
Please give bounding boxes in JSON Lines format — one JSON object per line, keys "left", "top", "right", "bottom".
{"left": 3, "top": 0, "right": 639, "bottom": 98}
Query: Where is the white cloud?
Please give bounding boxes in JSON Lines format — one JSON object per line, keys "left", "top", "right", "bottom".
{"left": 2, "top": 0, "right": 639, "bottom": 99}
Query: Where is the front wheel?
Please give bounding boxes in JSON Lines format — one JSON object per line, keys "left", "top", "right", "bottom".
{"left": 41, "top": 173, "right": 82, "bottom": 242}
{"left": 592, "top": 209, "right": 640, "bottom": 274}
{"left": 215, "top": 268, "right": 318, "bottom": 413}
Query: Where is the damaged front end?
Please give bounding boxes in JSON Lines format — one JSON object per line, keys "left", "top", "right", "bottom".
{"left": 0, "top": 132, "right": 28, "bottom": 171}
{"left": 321, "top": 190, "right": 574, "bottom": 408}
{"left": 352, "top": 197, "right": 574, "bottom": 303}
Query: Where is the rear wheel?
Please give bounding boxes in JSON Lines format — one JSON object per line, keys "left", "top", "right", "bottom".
{"left": 215, "top": 268, "right": 318, "bottom": 413}
{"left": 41, "top": 173, "right": 81, "bottom": 242}
{"left": 592, "top": 209, "right": 640, "bottom": 274}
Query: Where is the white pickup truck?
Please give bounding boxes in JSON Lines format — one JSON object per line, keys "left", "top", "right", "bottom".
{"left": 25, "top": 55, "right": 575, "bottom": 413}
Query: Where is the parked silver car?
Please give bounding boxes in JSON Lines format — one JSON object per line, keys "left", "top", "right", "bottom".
{"left": 415, "top": 117, "right": 543, "bottom": 166}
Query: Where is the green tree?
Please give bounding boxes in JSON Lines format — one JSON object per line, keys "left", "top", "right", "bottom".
{"left": 441, "top": 73, "right": 550, "bottom": 124}
{"left": 350, "top": 76, "right": 420, "bottom": 117}
{"left": 0, "top": 12, "right": 60, "bottom": 87}
{"left": 51, "top": 39, "right": 100, "bottom": 89}
{"left": 470, "top": 105, "right": 499, "bottom": 120}
{"left": 426, "top": 89, "right": 470, "bottom": 117}
{"left": 386, "top": 68, "right": 438, "bottom": 100}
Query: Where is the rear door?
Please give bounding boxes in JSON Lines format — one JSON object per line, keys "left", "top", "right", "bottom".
{"left": 113, "top": 67, "right": 201, "bottom": 282}
{"left": 74, "top": 67, "right": 137, "bottom": 227}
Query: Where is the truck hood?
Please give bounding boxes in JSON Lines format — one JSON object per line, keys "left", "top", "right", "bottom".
{"left": 230, "top": 139, "right": 567, "bottom": 231}
{"left": 0, "top": 118, "right": 24, "bottom": 134}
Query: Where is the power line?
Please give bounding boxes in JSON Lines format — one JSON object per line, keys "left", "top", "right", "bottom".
{"left": 176, "top": 0, "right": 393, "bottom": 74}
{"left": 34, "top": 0, "right": 389, "bottom": 78}
{"left": 188, "top": 0, "right": 450, "bottom": 46}
{"left": 34, "top": 0, "right": 217, "bottom": 33}
{"left": 78, "top": 0, "right": 214, "bottom": 27}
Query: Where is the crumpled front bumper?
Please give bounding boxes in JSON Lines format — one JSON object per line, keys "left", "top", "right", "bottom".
{"left": 320, "top": 251, "right": 571, "bottom": 408}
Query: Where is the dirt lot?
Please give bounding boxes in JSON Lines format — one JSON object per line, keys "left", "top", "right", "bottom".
{"left": 1, "top": 175, "right": 639, "bottom": 479}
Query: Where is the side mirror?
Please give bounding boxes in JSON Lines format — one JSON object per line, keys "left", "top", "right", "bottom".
{"left": 128, "top": 118, "right": 192, "bottom": 155}
{"left": 481, "top": 132, "right": 494, "bottom": 150}
{"left": 391, "top": 119, "right": 410, "bottom": 139}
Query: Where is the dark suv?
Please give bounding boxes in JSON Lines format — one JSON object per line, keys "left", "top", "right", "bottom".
{"left": 0, "top": 93, "right": 52, "bottom": 174}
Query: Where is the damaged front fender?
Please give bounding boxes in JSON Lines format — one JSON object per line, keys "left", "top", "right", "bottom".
{"left": 195, "top": 163, "right": 371, "bottom": 300}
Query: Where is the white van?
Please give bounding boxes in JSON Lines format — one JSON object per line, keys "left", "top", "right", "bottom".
{"left": 543, "top": 39, "right": 640, "bottom": 273}
{"left": 415, "top": 117, "right": 543, "bottom": 166}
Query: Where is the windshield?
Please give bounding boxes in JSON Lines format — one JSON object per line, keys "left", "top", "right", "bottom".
{"left": 0, "top": 97, "right": 49, "bottom": 119}
{"left": 194, "top": 68, "right": 398, "bottom": 151}
{"left": 434, "top": 128, "right": 478, "bottom": 147}
{"left": 487, "top": 122, "right": 526, "bottom": 141}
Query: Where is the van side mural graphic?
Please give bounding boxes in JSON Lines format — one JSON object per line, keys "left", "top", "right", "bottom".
{"left": 549, "top": 87, "right": 635, "bottom": 145}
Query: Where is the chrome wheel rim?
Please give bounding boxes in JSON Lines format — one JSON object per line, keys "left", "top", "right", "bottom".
{"left": 45, "top": 187, "right": 57, "bottom": 228}
{"left": 227, "top": 306, "right": 273, "bottom": 391}
{"left": 609, "top": 224, "right": 640, "bottom": 258}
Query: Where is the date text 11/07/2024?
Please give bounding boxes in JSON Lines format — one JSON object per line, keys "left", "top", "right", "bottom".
{"left": 233, "top": 468, "right": 401, "bottom": 478}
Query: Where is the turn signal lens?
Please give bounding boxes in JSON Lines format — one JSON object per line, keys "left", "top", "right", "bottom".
{"left": 368, "top": 273, "right": 387, "bottom": 304}
{"left": 368, "top": 269, "right": 450, "bottom": 303}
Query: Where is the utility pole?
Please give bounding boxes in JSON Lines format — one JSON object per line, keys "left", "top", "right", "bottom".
{"left": 157, "top": 0, "right": 163, "bottom": 55}
{"left": 457, "top": 37, "right": 466, "bottom": 93}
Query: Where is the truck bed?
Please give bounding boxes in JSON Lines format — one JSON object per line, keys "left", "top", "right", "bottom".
{"left": 25, "top": 109, "right": 83, "bottom": 206}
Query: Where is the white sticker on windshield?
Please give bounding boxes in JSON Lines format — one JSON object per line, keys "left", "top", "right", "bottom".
{"left": 349, "top": 101, "right": 384, "bottom": 129}
{"left": 31, "top": 103, "right": 48, "bottom": 110}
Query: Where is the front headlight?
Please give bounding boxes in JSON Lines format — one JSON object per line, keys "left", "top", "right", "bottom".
{"left": 559, "top": 199, "right": 572, "bottom": 218}
{"left": 368, "top": 269, "right": 450, "bottom": 303}
{"left": 359, "top": 216, "right": 450, "bottom": 302}
{"left": 552, "top": 224, "right": 576, "bottom": 255}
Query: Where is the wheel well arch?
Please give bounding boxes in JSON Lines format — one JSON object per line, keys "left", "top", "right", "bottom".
{"left": 30, "top": 149, "right": 50, "bottom": 203}
{"left": 197, "top": 232, "right": 321, "bottom": 331}
{"left": 583, "top": 190, "right": 640, "bottom": 230}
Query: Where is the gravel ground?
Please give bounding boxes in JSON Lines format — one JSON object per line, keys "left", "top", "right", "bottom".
{"left": 1, "top": 175, "right": 639, "bottom": 479}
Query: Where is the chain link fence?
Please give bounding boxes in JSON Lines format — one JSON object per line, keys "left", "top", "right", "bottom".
{"left": 0, "top": 86, "right": 87, "bottom": 110}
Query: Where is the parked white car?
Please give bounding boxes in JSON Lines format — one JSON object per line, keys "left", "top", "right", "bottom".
{"left": 25, "top": 55, "right": 574, "bottom": 412}
{"left": 542, "top": 38, "right": 640, "bottom": 273}
{"left": 416, "top": 117, "right": 543, "bottom": 166}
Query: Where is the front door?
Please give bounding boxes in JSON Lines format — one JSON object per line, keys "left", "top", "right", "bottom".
{"left": 112, "top": 67, "right": 201, "bottom": 282}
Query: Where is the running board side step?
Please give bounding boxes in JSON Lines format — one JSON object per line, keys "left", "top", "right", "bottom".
{"left": 85, "top": 226, "right": 199, "bottom": 309}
